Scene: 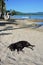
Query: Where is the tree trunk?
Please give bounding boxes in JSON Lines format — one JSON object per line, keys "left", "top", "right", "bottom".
{"left": 1, "top": 0, "right": 4, "bottom": 19}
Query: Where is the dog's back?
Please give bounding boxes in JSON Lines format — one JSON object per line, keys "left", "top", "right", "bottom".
{"left": 17, "top": 41, "right": 35, "bottom": 47}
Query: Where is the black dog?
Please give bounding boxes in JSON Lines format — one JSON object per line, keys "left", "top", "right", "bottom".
{"left": 8, "top": 41, "right": 35, "bottom": 53}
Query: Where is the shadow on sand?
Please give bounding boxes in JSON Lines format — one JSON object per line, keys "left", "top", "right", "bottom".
{"left": 0, "top": 20, "right": 18, "bottom": 26}
{"left": 0, "top": 33, "right": 12, "bottom": 35}
{"left": 0, "top": 24, "right": 42, "bottom": 32}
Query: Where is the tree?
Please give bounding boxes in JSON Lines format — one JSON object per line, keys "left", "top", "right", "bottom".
{"left": 0, "top": 0, "right": 7, "bottom": 19}
{"left": 1, "top": 0, "right": 5, "bottom": 18}
{"left": 11, "top": 10, "right": 16, "bottom": 15}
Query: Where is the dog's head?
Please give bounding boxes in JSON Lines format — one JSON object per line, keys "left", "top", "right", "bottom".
{"left": 8, "top": 44, "right": 15, "bottom": 51}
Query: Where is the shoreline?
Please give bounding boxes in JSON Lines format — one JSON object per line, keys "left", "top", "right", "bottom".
{"left": 0, "top": 19, "right": 43, "bottom": 32}
{"left": 0, "top": 19, "right": 43, "bottom": 22}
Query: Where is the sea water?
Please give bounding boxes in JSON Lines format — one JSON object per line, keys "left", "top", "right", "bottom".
{"left": 10, "top": 15, "right": 43, "bottom": 19}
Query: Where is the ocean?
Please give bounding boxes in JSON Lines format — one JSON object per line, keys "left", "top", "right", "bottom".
{"left": 10, "top": 15, "right": 43, "bottom": 19}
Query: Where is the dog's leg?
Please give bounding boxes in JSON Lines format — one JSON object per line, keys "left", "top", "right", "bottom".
{"left": 17, "top": 49, "right": 20, "bottom": 54}
{"left": 28, "top": 46, "right": 34, "bottom": 50}
{"left": 30, "top": 47, "right": 33, "bottom": 50}
{"left": 20, "top": 48, "right": 24, "bottom": 53}
{"left": 28, "top": 45, "right": 35, "bottom": 50}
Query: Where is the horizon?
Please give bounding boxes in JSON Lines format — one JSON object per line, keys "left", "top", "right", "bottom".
{"left": 5, "top": 0, "right": 43, "bottom": 13}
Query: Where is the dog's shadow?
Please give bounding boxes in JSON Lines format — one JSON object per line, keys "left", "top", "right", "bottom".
{"left": 8, "top": 41, "right": 35, "bottom": 54}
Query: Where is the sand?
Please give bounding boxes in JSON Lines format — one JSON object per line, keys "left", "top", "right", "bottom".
{"left": 0, "top": 19, "right": 43, "bottom": 65}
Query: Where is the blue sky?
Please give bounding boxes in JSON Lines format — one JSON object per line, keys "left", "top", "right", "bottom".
{"left": 5, "top": 0, "right": 43, "bottom": 13}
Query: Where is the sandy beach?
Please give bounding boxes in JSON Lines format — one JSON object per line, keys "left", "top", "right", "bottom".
{"left": 0, "top": 19, "right": 43, "bottom": 65}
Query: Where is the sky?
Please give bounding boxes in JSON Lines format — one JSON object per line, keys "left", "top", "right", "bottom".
{"left": 5, "top": 0, "right": 43, "bottom": 13}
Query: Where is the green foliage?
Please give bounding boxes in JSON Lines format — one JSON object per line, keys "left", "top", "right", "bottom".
{"left": 10, "top": 10, "right": 24, "bottom": 15}
{"left": 11, "top": 10, "right": 16, "bottom": 15}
